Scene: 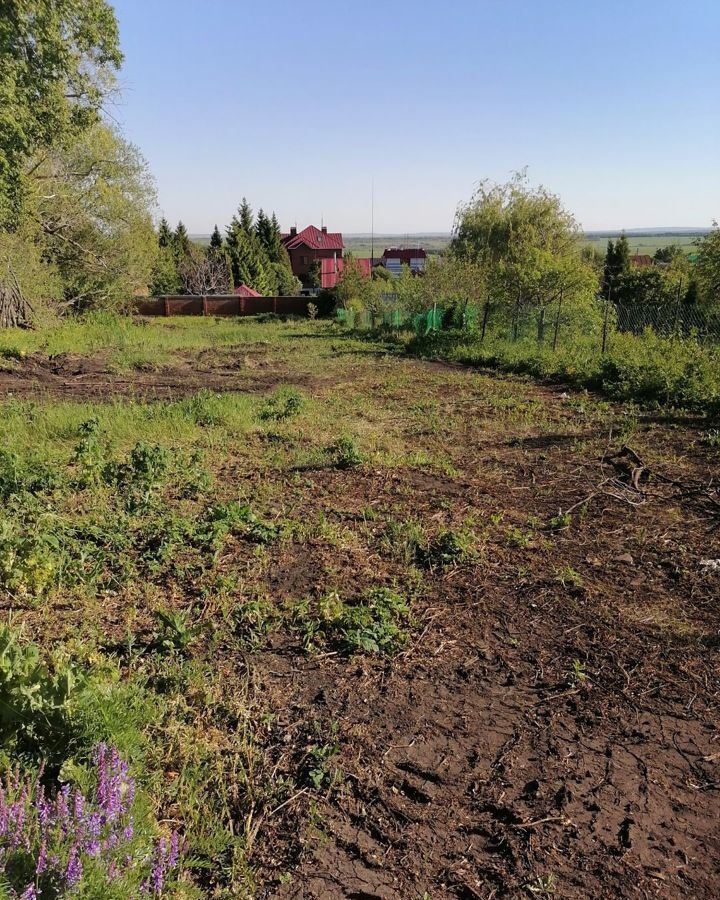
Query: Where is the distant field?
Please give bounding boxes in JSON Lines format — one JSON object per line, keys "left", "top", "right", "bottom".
{"left": 584, "top": 232, "right": 705, "bottom": 257}
{"left": 342, "top": 230, "right": 708, "bottom": 259}
{"left": 190, "top": 230, "right": 709, "bottom": 259}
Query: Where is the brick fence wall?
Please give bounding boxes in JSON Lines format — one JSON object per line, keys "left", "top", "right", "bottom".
{"left": 134, "top": 295, "right": 311, "bottom": 317}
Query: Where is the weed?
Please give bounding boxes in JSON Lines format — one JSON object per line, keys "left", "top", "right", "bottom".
{"left": 549, "top": 512, "right": 572, "bottom": 530}
{"left": 233, "top": 596, "right": 276, "bottom": 649}
{"left": 304, "top": 723, "right": 340, "bottom": 789}
{"left": 556, "top": 565, "right": 583, "bottom": 589}
{"left": 293, "top": 588, "right": 410, "bottom": 655}
{"left": 154, "top": 608, "right": 202, "bottom": 655}
{"left": 327, "top": 436, "right": 363, "bottom": 469}
{"left": 0, "top": 624, "right": 86, "bottom": 754}
{"left": 703, "top": 428, "right": 720, "bottom": 448}
{"left": 525, "top": 873, "right": 558, "bottom": 895}
{"left": 568, "top": 659, "right": 588, "bottom": 685}
{"left": 259, "top": 388, "right": 305, "bottom": 422}
{"left": 418, "top": 528, "right": 472, "bottom": 569}
{"left": 506, "top": 525, "right": 531, "bottom": 548}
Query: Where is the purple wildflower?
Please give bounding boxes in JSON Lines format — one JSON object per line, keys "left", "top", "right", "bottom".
{"left": 167, "top": 831, "right": 180, "bottom": 868}
{"left": 36, "top": 839, "right": 47, "bottom": 875}
{"left": 65, "top": 843, "right": 83, "bottom": 888}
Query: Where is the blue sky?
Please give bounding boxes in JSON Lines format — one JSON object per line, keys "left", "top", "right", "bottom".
{"left": 110, "top": 0, "right": 719, "bottom": 234}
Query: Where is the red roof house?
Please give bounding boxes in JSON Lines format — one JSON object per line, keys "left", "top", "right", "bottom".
{"left": 281, "top": 225, "right": 344, "bottom": 288}
{"left": 381, "top": 247, "right": 427, "bottom": 276}
{"left": 319, "top": 256, "right": 372, "bottom": 289}
{"left": 234, "top": 283, "right": 262, "bottom": 297}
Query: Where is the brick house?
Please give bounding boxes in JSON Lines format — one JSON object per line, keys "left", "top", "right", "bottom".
{"left": 380, "top": 247, "right": 427, "bottom": 276}
{"left": 281, "top": 225, "right": 344, "bottom": 288}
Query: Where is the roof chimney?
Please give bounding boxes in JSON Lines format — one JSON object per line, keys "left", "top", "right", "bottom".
{"left": 321, "top": 225, "right": 328, "bottom": 234}
{"left": 290, "top": 226, "right": 297, "bottom": 237}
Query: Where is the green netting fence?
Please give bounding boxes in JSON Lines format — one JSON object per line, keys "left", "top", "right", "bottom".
{"left": 336, "top": 300, "right": 720, "bottom": 347}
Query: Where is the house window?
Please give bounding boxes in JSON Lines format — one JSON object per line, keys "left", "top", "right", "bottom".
{"left": 301, "top": 255, "right": 309, "bottom": 266}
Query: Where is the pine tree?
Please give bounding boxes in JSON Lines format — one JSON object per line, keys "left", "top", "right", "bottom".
{"left": 615, "top": 233, "right": 631, "bottom": 275}
{"left": 173, "top": 221, "right": 191, "bottom": 264}
{"left": 158, "top": 218, "right": 173, "bottom": 248}
{"left": 238, "top": 198, "right": 254, "bottom": 235}
{"left": 256, "top": 209, "right": 273, "bottom": 256}
{"left": 602, "top": 240, "right": 616, "bottom": 298}
{"left": 209, "top": 225, "right": 223, "bottom": 250}
{"left": 267, "top": 212, "right": 286, "bottom": 264}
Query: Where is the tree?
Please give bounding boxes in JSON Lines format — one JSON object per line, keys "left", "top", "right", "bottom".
{"left": 179, "top": 246, "right": 231, "bottom": 295}
{"left": 0, "top": 0, "right": 122, "bottom": 224}
{"left": 334, "top": 253, "right": 373, "bottom": 310}
{"left": 450, "top": 171, "right": 598, "bottom": 333}
{"left": 27, "top": 123, "right": 157, "bottom": 309}
{"left": 653, "top": 244, "right": 685, "bottom": 264}
{"left": 158, "top": 218, "right": 173, "bottom": 248}
{"left": 614, "top": 268, "right": 672, "bottom": 306}
{"left": 695, "top": 223, "right": 720, "bottom": 308}
{"left": 209, "top": 225, "right": 223, "bottom": 250}
{"left": 602, "top": 234, "right": 630, "bottom": 298}
{"left": 150, "top": 247, "right": 180, "bottom": 296}
{"left": 172, "top": 222, "right": 191, "bottom": 265}
{"left": 256, "top": 209, "right": 273, "bottom": 255}
{"left": 238, "top": 198, "right": 254, "bottom": 234}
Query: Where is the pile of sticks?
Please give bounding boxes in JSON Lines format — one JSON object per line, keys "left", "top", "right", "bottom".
{"left": 0, "top": 267, "right": 31, "bottom": 328}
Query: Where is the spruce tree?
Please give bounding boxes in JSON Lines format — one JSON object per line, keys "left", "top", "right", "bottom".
{"left": 158, "top": 217, "right": 173, "bottom": 248}
{"left": 173, "top": 221, "right": 191, "bottom": 264}
{"left": 238, "top": 198, "right": 254, "bottom": 234}
{"left": 615, "top": 233, "right": 631, "bottom": 275}
{"left": 256, "top": 209, "right": 273, "bottom": 256}
{"left": 602, "top": 240, "right": 616, "bottom": 297}
{"left": 210, "top": 225, "right": 223, "bottom": 250}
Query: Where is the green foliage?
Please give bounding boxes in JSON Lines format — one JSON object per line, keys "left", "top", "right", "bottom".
{"left": 259, "top": 388, "right": 305, "bottom": 422}
{"left": 233, "top": 596, "right": 276, "bottom": 650}
{"left": 293, "top": 588, "right": 410, "bottom": 655}
{"left": 695, "top": 223, "right": 720, "bottom": 308}
{"left": 154, "top": 608, "right": 202, "bottom": 655}
{"left": 0, "top": 624, "right": 86, "bottom": 756}
{"left": 150, "top": 245, "right": 180, "bottom": 296}
{"left": 418, "top": 528, "right": 473, "bottom": 569}
{"left": 0, "top": 0, "right": 122, "bottom": 224}
{"left": 209, "top": 224, "right": 223, "bottom": 251}
{"left": 327, "top": 436, "right": 363, "bottom": 469}
{"left": 334, "top": 253, "right": 373, "bottom": 310}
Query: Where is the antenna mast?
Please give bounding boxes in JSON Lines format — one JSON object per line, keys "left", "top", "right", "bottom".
{"left": 370, "top": 178, "right": 375, "bottom": 267}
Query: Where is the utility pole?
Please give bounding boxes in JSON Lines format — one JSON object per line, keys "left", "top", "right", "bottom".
{"left": 370, "top": 178, "right": 374, "bottom": 268}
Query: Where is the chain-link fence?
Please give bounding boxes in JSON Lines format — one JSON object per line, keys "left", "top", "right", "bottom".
{"left": 336, "top": 300, "right": 720, "bottom": 349}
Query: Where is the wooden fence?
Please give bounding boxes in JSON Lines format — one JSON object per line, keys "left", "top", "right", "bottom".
{"left": 134, "top": 295, "right": 310, "bottom": 317}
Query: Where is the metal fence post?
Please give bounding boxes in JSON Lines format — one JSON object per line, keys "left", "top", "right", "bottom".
{"left": 601, "top": 288, "right": 611, "bottom": 355}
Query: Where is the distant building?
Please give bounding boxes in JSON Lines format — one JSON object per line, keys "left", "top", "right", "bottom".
{"left": 380, "top": 247, "right": 427, "bottom": 276}
{"left": 281, "top": 225, "right": 344, "bottom": 288}
{"left": 234, "top": 283, "right": 262, "bottom": 297}
{"left": 320, "top": 256, "right": 372, "bottom": 289}
{"left": 630, "top": 254, "right": 653, "bottom": 269}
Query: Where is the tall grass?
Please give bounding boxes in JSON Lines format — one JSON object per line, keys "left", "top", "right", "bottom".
{"left": 409, "top": 327, "right": 720, "bottom": 414}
